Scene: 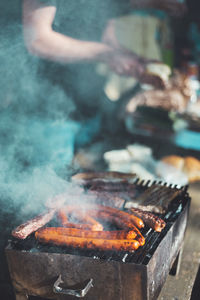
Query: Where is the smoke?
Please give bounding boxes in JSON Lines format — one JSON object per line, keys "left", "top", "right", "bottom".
{"left": 0, "top": 0, "right": 126, "bottom": 223}
{"left": 0, "top": 21, "right": 81, "bottom": 222}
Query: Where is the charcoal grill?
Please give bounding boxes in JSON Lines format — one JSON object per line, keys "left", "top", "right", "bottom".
{"left": 5, "top": 180, "right": 190, "bottom": 300}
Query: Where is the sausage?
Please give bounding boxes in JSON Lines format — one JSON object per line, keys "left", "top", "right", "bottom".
{"left": 35, "top": 230, "right": 140, "bottom": 251}
{"left": 36, "top": 227, "right": 137, "bottom": 240}
{"left": 129, "top": 208, "right": 166, "bottom": 232}
{"left": 63, "top": 204, "right": 144, "bottom": 229}
{"left": 12, "top": 209, "right": 56, "bottom": 239}
{"left": 71, "top": 171, "right": 136, "bottom": 184}
{"left": 62, "top": 205, "right": 145, "bottom": 246}
{"left": 87, "top": 210, "right": 145, "bottom": 246}
{"left": 57, "top": 209, "right": 103, "bottom": 231}
{"left": 72, "top": 214, "right": 103, "bottom": 231}
{"left": 60, "top": 222, "right": 99, "bottom": 231}
{"left": 95, "top": 205, "right": 144, "bottom": 229}
{"left": 57, "top": 210, "right": 69, "bottom": 226}
{"left": 87, "top": 210, "right": 132, "bottom": 230}
{"left": 73, "top": 208, "right": 145, "bottom": 246}
{"left": 89, "top": 181, "right": 136, "bottom": 192}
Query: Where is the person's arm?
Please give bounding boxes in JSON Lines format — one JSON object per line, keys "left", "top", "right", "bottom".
{"left": 23, "top": 0, "right": 146, "bottom": 77}
{"left": 23, "top": 0, "right": 114, "bottom": 63}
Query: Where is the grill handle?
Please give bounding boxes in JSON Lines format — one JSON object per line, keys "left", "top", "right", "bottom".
{"left": 53, "top": 275, "right": 93, "bottom": 298}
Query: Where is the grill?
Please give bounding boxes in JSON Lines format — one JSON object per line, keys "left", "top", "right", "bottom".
{"left": 5, "top": 180, "right": 190, "bottom": 300}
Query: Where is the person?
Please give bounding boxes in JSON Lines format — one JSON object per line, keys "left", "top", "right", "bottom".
{"left": 22, "top": 0, "right": 187, "bottom": 119}
{"left": 21, "top": 0, "right": 188, "bottom": 164}
{"left": 22, "top": 0, "right": 145, "bottom": 122}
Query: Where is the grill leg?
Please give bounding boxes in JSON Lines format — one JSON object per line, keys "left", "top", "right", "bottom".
{"left": 170, "top": 245, "right": 183, "bottom": 276}
{"left": 15, "top": 292, "right": 28, "bottom": 300}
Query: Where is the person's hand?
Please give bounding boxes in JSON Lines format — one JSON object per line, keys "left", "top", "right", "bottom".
{"left": 104, "top": 48, "right": 146, "bottom": 78}
{"left": 102, "top": 19, "right": 122, "bottom": 50}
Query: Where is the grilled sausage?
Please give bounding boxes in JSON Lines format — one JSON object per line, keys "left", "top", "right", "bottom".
{"left": 87, "top": 210, "right": 132, "bottom": 230}
{"left": 12, "top": 209, "right": 56, "bottom": 239}
{"left": 59, "top": 222, "right": 99, "bottom": 231}
{"left": 62, "top": 204, "right": 145, "bottom": 246}
{"left": 63, "top": 204, "right": 144, "bottom": 229}
{"left": 89, "top": 181, "right": 136, "bottom": 192}
{"left": 95, "top": 205, "right": 144, "bottom": 229}
{"left": 71, "top": 171, "right": 136, "bottom": 184}
{"left": 36, "top": 227, "right": 137, "bottom": 240}
{"left": 57, "top": 209, "right": 103, "bottom": 231}
{"left": 129, "top": 208, "right": 166, "bottom": 232}
{"left": 35, "top": 230, "right": 140, "bottom": 251}
{"left": 87, "top": 210, "right": 145, "bottom": 246}
{"left": 57, "top": 210, "right": 69, "bottom": 226}
{"left": 69, "top": 208, "right": 145, "bottom": 246}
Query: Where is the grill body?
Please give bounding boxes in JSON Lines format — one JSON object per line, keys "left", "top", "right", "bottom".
{"left": 5, "top": 184, "right": 190, "bottom": 300}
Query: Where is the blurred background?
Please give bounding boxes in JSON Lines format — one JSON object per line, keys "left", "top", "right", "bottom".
{"left": 1, "top": 0, "right": 200, "bottom": 299}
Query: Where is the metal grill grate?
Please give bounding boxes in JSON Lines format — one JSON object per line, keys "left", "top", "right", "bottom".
{"left": 9, "top": 180, "right": 189, "bottom": 266}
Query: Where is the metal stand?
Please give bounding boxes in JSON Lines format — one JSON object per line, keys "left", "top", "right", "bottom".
{"left": 169, "top": 245, "right": 184, "bottom": 277}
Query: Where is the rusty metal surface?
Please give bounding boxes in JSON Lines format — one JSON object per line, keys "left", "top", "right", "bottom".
{"left": 5, "top": 183, "right": 191, "bottom": 300}
{"left": 158, "top": 182, "right": 200, "bottom": 300}
{"left": 6, "top": 198, "right": 190, "bottom": 300}
{"left": 148, "top": 202, "right": 189, "bottom": 300}
{"left": 6, "top": 248, "right": 146, "bottom": 300}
